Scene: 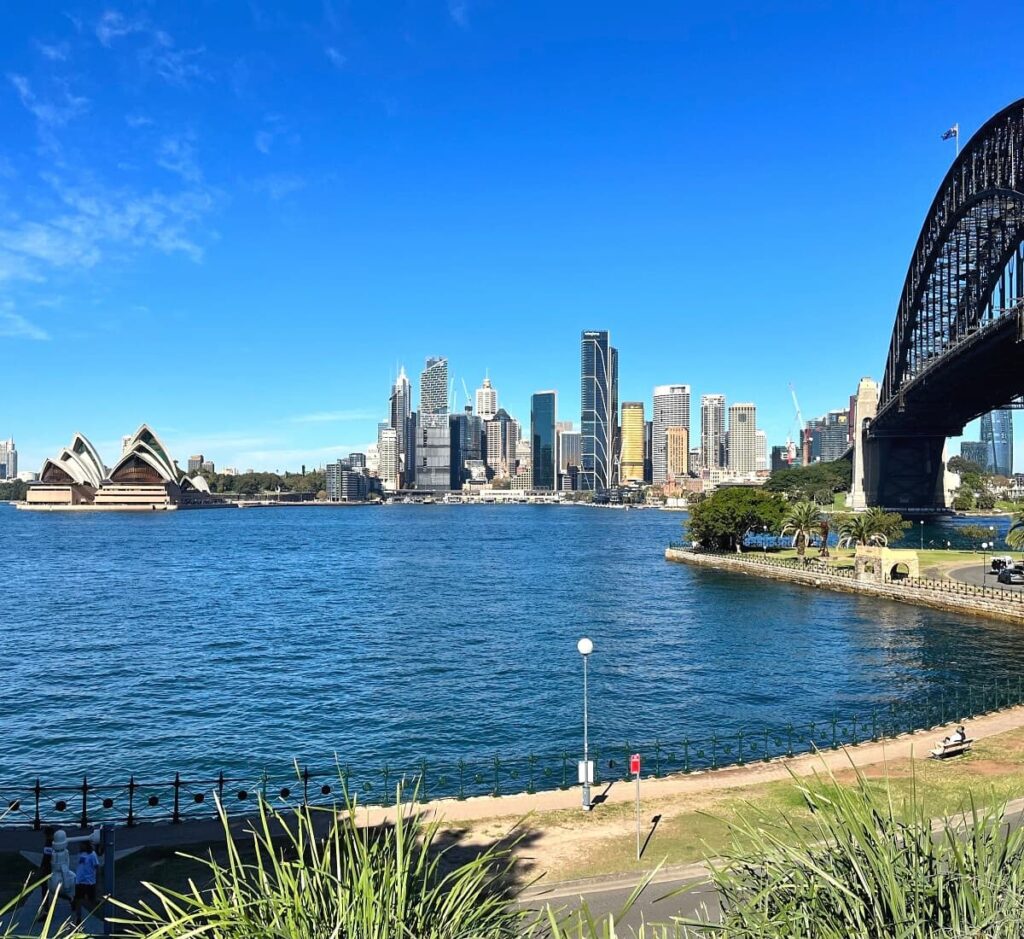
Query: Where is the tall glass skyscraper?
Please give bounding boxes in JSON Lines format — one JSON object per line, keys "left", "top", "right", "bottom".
{"left": 389, "top": 366, "right": 415, "bottom": 487}
{"left": 580, "top": 330, "right": 617, "bottom": 491}
{"left": 418, "top": 357, "right": 451, "bottom": 492}
{"left": 653, "top": 385, "right": 691, "bottom": 484}
{"left": 620, "top": 401, "right": 646, "bottom": 483}
{"left": 531, "top": 391, "right": 557, "bottom": 490}
{"left": 980, "top": 409, "right": 1013, "bottom": 477}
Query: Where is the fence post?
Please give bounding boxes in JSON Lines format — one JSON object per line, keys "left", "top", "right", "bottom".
{"left": 492, "top": 757, "right": 500, "bottom": 798}
{"left": 763, "top": 727, "right": 770, "bottom": 762}
{"left": 871, "top": 708, "right": 878, "bottom": 742}
{"left": 683, "top": 738, "right": 690, "bottom": 774}
{"left": 172, "top": 772, "right": 181, "bottom": 824}
{"left": 127, "top": 776, "right": 135, "bottom": 828}
{"left": 736, "top": 731, "right": 745, "bottom": 767}
{"left": 80, "top": 776, "right": 89, "bottom": 829}
{"left": 217, "top": 771, "right": 225, "bottom": 806}
{"left": 831, "top": 712, "right": 838, "bottom": 750}
{"left": 654, "top": 739, "right": 662, "bottom": 778}
{"left": 711, "top": 734, "right": 719, "bottom": 771}
{"left": 786, "top": 723, "right": 794, "bottom": 757}
{"left": 560, "top": 751, "right": 568, "bottom": 790}
{"left": 302, "top": 766, "right": 310, "bottom": 807}
{"left": 458, "top": 759, "right": 466, "bottom": 800}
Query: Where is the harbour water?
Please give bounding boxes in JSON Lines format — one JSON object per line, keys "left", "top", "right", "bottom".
{"left": 3, "top": 504, "right": 1024, "bottom": 786}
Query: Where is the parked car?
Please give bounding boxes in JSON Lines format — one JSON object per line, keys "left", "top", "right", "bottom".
{"left": 991, "top": 555, "right": 1015, "bottom": 571}
{"left": 997, "top": 567, "right": 1024, "bottom": 585}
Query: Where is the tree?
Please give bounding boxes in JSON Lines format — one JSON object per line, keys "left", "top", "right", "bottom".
{"left": 953, "top": 491, "right": 976, "bottom": 512}
{"left": 961, "top": 523, "right": 993, "bottom": 549}
{"left": 835, "top": 508, "right": 908, "bottom": 548}
{"left": 0, "top": 480, "right": 26, "bottom": 501}
{"left": 686, "top": 488, "right": 787, "bottom": 553}
{"left": 781, "top": 501, "right": 822, "bottom": 559}
{"left": 947, "top": 455, "right": 984, "bottom": 476}
{"left": 976, "top": 490, "right": 997, "bottom": 511}
{"left": 765, "top": 459, "right": 852, "bottom": 501}
{"left": 1008, "top": 511, "right": 1024, "bottom": 551}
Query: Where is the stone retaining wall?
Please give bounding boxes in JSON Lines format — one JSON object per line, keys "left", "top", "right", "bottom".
{"left": 665, "top": 548, "right": 1024, "bottom": 625}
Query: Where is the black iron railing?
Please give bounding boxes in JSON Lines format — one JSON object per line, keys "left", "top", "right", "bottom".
{"left": 3, "top": 677, "right": 1022, "bottom": 829}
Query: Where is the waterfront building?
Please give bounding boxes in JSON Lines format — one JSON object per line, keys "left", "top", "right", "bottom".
{"left": 348, "top": 452, "right": 367, "bottom": 469}
{"left": 513, "top": 438, "right": 533, "bottom": 489}
{"left": 475, "top": 375, "right": 498, "bottom": 421}
{"left": 0, "top": 438, "right": 16, "bottom": 479}
{"left": 700, "top": 394, "right": 726, "bottom": 472}
{"left": 689, "top": 447, "right": 702, "bottom": 475}
{"left": 188, "top": 454, "right": 204, "bottom": 474}
{"left": 557, "top": 426, "right": 581, "bottom": 473}
{"left": 727, "top": 403, "right": 757, "bottom": 474}
{"left": 485, "top": 408, "right": 518, "bottom": 478}
{"left": 653, "top": 385, "right": 691, "bottom": 484}
{"left": 326, "top": 460, "right": 376, "bottom": 501}
{"left": 980, "top": 409, "right": 1013, "bottom": 476}
{"left": 580, "top": 330, "right": 617, "bottom": 491}
{"left": 531, "top": 391, "right": 558, "bottom": 490}
{"left": 802, "top": 409, "right": 851, "bottom": 464}
{"left": 418, "top": 357, "right": 451, "bottom": 492}
{"left": 665, "top": 425, "right": 689, "bottom": 479}
{"left": 378, "top": 429, "right": 400, "bottom": 491}
{"left": 755, "top": 430, "right": 768, "bottom": 472}
{"left": 27, "top": 426, "right": 225, "bottom": 510}
{"left": 389, "top": 366, "right": 416, "bottom": 486}
{"left": 620, "top": 401, "right": 645, "bottom": 483}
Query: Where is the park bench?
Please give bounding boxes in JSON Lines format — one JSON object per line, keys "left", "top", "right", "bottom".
{"left": 930, "top": 738, "right": 974, "bottom": 759}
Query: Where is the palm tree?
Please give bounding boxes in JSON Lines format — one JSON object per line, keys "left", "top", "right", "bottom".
{"left": 781, "top": 501, "right": 822, "bottom": 559}
{"left": 1007, "top": 509, "right": 1024, "bottom": 550}
{"left": 836, "top": 508, "right": 909, "bottom": 548}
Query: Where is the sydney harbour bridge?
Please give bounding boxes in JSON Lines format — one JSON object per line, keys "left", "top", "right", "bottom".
{"left": 851, "top": 97, "right": 1024, "bottom": 512}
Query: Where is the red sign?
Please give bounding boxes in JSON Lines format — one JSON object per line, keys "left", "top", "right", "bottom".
{"left": 630, "top": 753, "right": 641, "bottom": 775}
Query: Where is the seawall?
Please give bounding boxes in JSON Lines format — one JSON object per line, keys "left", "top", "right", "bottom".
{"left": 665, "top": 547, "right": 1024, "bottom": 625}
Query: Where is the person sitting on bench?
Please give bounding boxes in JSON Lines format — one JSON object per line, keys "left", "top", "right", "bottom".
{"left": 941, "top": 725, "right": 967, "bottom": 746}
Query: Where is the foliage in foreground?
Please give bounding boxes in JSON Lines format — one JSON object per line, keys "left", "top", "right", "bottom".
{"left": 113, "top": 790, "right": 526, "bottom": 938}
{"left": 699, "top": 769, "right": 1024, "bottom": 938}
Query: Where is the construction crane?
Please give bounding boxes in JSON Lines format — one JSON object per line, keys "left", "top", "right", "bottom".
{"left": 786, "top": 383, "right": 804, "bottom": 463}
{"left": 461, "top": 378, "right": 473, "bottom": 410}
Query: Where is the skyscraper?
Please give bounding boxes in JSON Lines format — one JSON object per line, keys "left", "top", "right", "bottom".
{"left": 665, "top": 426, "right": 689, "bottom": 479}
{"left": 755, "top": 430, "right": 768, "bottom": 472}
{"left": 557, "top": 425, "right": 581, "bottom": 473}
{"left": 620, "top": 402, "right": 646, "bottom": 483}
{"left": 700, "top": 394, "right": 726, "bottom": 473}
{"left": 378, "top": 428, "right": 400, "bottom": 491}
{"left": 580, "top": 330, "right": 616, "bottom": 491}
{"left": 475, "top": 375, "right": 498, "bottom": 421}
{"left": 652, "top": 385, "right": 691, "bottom": 484}
{"left": 418, "top": 356, "right": 450, "bottom": 492}
{"left": 485, "top": 408, "right": 517, "bottom": 478}
{"left": 980, "top": 409, "right": 1013, "bottom": 477}
{"left": 531, "top": 391, "right": 557, "bottom": 490}
{"left": 0, "top": 438, "right": 16, "bottom": 480}
{"left": 389, "top": 366, "right": 415, "bottom": 486}
{"left": 450, "top": 406, "right": 484, "bottom": 489}
{"left": 727, "top": 403, "right": 757, "bottom": 474}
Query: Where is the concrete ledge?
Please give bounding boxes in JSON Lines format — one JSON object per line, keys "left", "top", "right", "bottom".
{"left": 665, "top": 548, "right": 1024, "bottom": 625}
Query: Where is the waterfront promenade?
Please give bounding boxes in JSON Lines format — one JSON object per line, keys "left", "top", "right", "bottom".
{"left": 665, "top": 545, "right": 1024, "bottom": 625}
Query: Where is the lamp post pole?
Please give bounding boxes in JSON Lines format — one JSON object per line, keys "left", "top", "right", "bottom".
{"left": 577, "top": 637, "right": 594, "bottom": 811}
{"left": 920, "top": 519, "right": 924, "bottom": 550}
{"left": 982, "top": 542, "right": 989, "bottom": 582}
{"left": 763, "top": 525, "right": 768, "bottom": 554}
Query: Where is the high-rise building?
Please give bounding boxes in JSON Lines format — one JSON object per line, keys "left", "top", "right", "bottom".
{"left": 451, "top": 406, "right": 485, "bottom": 488}
{"left": 485, "top": 408, "right": 517, "bottom": 478}
{"left": 980, "top": 409, "right": 1013, "bottom": 477}
{"left": 558, "top": 427, "right": 581, "bottom": 473}
{"left": 531, "top": 391, "right": 557, "bottom": 490}
{"left": 727, "top": 403, "right": 757, "bottom": 474}
{"left": 652, "top": 385, "right": 691, "bottom": 484}
{"left": 755, "top": 430, "right": 768, "bottom": 472}
{"left": 620, "top": 402, "right": 646, "bottom": 483}
{"left": 771, "top": 444, "right": 795, "bottom": 472}
{"left": 643, "top": 421, "right": 653, "bottom": 483}
{"left": 378, "top": 428, "right": 400, "bottom": 491}
{"left": 609, "top": 347, "right": 620, "bottom": 484}
{"left": 0, "top": 438, "right": 17, "bottom": 480}
{"left": 418, "top": 357, "right": 450, "bottom": 492}
{"left": 348, "top": 452, "right": 367, "bottom": 469}
{"left": 389, "top": 366, "right": 415, "bottom": 486}
{"left": 187, "top": 454, "right": 204, "bottom": 474}
{"left": 700, "top": 394, "right": 726, "bottom": 472}
{"left": 475, "top": 375, "right": 498, "bottom": 421}
{"left": 201, "top": 460, "right": 215, "bottom": 475}
{"left": 580, "top": 330, "right": 617, "bottom": 491}
{"left": 961, "top": 440, "right": 989, "bottom": 468}
{"left": 665, "top": 426, "right": 689, "bottom": 480}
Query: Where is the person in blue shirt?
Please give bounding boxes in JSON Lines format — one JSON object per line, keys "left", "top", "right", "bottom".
{"left": 73, "top": 842, "right": 99, "bottom": 925}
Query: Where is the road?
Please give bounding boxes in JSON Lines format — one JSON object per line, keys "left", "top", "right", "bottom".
{"left": 950, "top": 563, "right": 1024, "bottom": 592}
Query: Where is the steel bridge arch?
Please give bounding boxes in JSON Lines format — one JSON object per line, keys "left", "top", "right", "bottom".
{"left": 879, "top": 98, "right": 1024, "bottom": 418}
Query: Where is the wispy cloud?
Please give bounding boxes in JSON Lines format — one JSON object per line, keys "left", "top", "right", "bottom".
{"left": 35, "top": 41, "right": 70, "bottom": 62}
{"left": 254, "top": 130, "right": 274, "bottom": 155}
{"left": 448, "top": 0, "right": 470, "bottom": 28}
{"left": 95, "top": 9, "right": 209, "bottom": 87}
{"left": 95, "top": 9, "right": 146, "bottom": 46}
{"left": 253, "top": 173, "right": 305, "bottom": 201}
{"left": 325, "top": 46, "right": 346, "bottom": 69}
{"left": 125, "top": 112, "right": 154, "bottom": 128}
{"left": 290, "top": 409, "right": 379, "bottom": 424}
{"left": 8, "top": 74, "right": 88, "bottom": 128}
{"left": 156, "top": 135, "right": 202, "bottom": 183}
{"left": 0, "top": 304, "right": 49, "bottom": 341}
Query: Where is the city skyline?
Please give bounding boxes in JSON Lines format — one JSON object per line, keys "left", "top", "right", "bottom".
{"left": 2, "top": 4, "right": 1022, "bottom": 471}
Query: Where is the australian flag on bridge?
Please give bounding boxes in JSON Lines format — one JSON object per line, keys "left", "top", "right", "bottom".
{"left": 941, "top": 124, "right": 959, "bottom": 141}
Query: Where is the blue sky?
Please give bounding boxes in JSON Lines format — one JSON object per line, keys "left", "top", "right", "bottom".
{"left": 2, "top": 1, "right": 1022, "bottom": 473}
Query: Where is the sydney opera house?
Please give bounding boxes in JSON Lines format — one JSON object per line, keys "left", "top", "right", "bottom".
{"left": 20, "top": 425, "right": 227, "bottom": 511}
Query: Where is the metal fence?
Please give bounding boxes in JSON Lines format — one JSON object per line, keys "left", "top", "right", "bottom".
{"left": 3, "top": 677, "right": 1022, "bottom": 830}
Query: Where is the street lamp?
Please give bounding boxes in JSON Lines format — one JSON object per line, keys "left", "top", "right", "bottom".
{"left": 920, "top": 519, "right": 924, "bottom": 550}
{"left": 763, "top": 525, "right": 768, "bottom": 554}
{"left": 982, "top": 542, "right": 990, "bottom": 581}
{"left": 577, "top": 637, "right": 594, "bottom": 812}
